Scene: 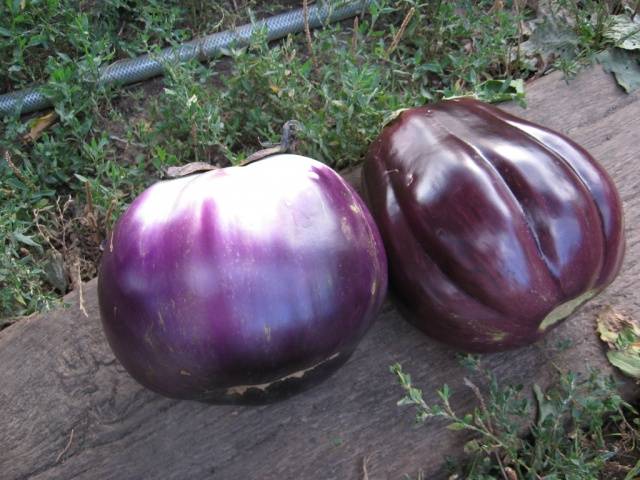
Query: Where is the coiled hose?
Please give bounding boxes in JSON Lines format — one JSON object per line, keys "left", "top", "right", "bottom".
{"left": 0, "top": 1, "right": 371, "bottom": 117}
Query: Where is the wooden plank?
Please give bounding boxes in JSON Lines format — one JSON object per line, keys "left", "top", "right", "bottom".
{"left": 1, "top": 65, "right": 638, "bottom": 480}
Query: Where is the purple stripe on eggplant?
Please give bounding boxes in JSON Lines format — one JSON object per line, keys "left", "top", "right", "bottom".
{"left": 99, "top": 154, "right": 387, "bottom": 403}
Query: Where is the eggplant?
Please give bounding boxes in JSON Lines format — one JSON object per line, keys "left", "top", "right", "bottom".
{"left": 363, "top": 98, "right": 624, "bottom": 352}
{"left": 98, "top": 154, "right": 388, "bottom": 403}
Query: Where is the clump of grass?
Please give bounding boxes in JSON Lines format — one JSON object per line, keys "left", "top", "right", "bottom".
{"left": 149, "top": 0, "right": 528, "bottom": 168}
{"left": 392, "top": 360, "right": 640, "bottom": 479}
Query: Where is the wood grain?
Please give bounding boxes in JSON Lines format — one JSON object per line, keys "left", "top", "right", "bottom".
{"left": 1, "top": 66, "right": 639, "bottom": 480}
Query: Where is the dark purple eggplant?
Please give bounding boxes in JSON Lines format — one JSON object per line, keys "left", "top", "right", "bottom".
{"left": 99, "top": 154, "right": 387, "bottom": 403}
{"left": 362, "top": 98, "right": 624, "bottom": 352}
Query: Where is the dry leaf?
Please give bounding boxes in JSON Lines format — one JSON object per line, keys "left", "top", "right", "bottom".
{"left": 597, "top": 306, "right": 640, "bottom": 346}
{"left": 606, "top": 14, "right": 640, "bottom": 51}
{"left": 596, "top": 306, "right": 640, "bottom": 380}
{"left": 518, "top": 14, "right": 580, "bottom": 71}
{"left": 505, "top": 467, "right": 518, "bottom": 480}
{"left": 22, "top": 112, "right": 59, "bottom": 143}
{"left": 597, "top": 48, "right": 640, "bottom": 93}
{"left": 489, "top": 0, "right": 504, "bottom": 13}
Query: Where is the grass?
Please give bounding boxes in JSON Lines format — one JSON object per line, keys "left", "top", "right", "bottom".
{"left": 393, "top": 359, "right": 640, "bottom": 479}
{"left": 0, "top": 1, "right": 634, "bottom": 318}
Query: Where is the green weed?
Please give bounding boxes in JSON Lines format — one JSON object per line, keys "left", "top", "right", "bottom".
{"left": 392, "top": 362, "right": 640, "bottom": 479}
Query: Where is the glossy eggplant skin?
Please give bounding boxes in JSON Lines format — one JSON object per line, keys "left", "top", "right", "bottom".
{"left": 363, "top": 98, "right": 624, "bottom": 352}
{"left": 98, "top": 155, "right": 387, "bottom": 403}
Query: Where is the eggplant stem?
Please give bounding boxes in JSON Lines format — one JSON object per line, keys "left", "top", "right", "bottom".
{"left": 240, "top": 120, "right": 303, "bottom": 166}
{"left": 164, "top": 120, "right": 304, "bottom": 176}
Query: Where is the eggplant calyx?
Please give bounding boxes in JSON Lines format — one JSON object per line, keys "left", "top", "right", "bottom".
{"left": 164, "top": 162, "right": 219, "bottom": 178}
{"left": 382, "top": 108, "right": 411, "bottom": 127}
{"left": 241, "top": 120, "right": 304, "bottom": 166}
{"left": 164, "top": 120, "right": 304, "bottom": 177}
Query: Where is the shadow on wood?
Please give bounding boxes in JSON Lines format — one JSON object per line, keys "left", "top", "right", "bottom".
{"left": 1, "top": 65, "right": 639, "bottom": 480}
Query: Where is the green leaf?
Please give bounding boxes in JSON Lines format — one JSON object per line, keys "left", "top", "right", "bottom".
{"left": 616, "top": 327, "right": 640, "bottom": 350}
{"left": 429, "top": 405, "right": 443, "bottom": 416}
{"left": 624, "top": 458, "right": 640, "bottom": 480}
{"left": 446, "top": 422, "right": 467, "bottom": 431}
{"left": 299, "top": 59, "right": 313, "bottom": 77}
{"left": 463, "top": 439, "right": 481, "bottom": 454}
{"left": 533, "top": 384, "right": 557, "bottom": 425}
{"left": 597, "top": 48, "right": 640, "bottom": 93}
{"left": 74, "top": 173, "right": 89, "bottom": 183}
{"left": 13, "top": 232, "right": 41, "bottom": 248}
{"left": 520, "top": 15, "right": 580, "bottom": 67}
{"left": 606, "top": 15, "right": 640, "bottom": 51}
{"left": 474, "top": 79, "right": 525, "bottom": 104}
{"left": 409, "top": 387, "right": 423, "bottom": 403}
{"left": 439, "top": 384, "right": 451, "bottom": 401}
{"left": 607, "top": 350, "right": 640, "bottom": 379}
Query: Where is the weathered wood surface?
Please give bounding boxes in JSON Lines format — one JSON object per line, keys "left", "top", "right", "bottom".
{"left": 1, "top": 66, "right": 639, "bottom": 480}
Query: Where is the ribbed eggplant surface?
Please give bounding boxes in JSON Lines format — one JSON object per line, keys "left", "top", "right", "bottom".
{"left": 363, "top": 98, "right": 624, "bottom": 352}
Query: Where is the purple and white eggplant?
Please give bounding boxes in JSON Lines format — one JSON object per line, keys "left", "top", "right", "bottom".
{"left": 99, "top": 153, "right": 387, "bottom": 403}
